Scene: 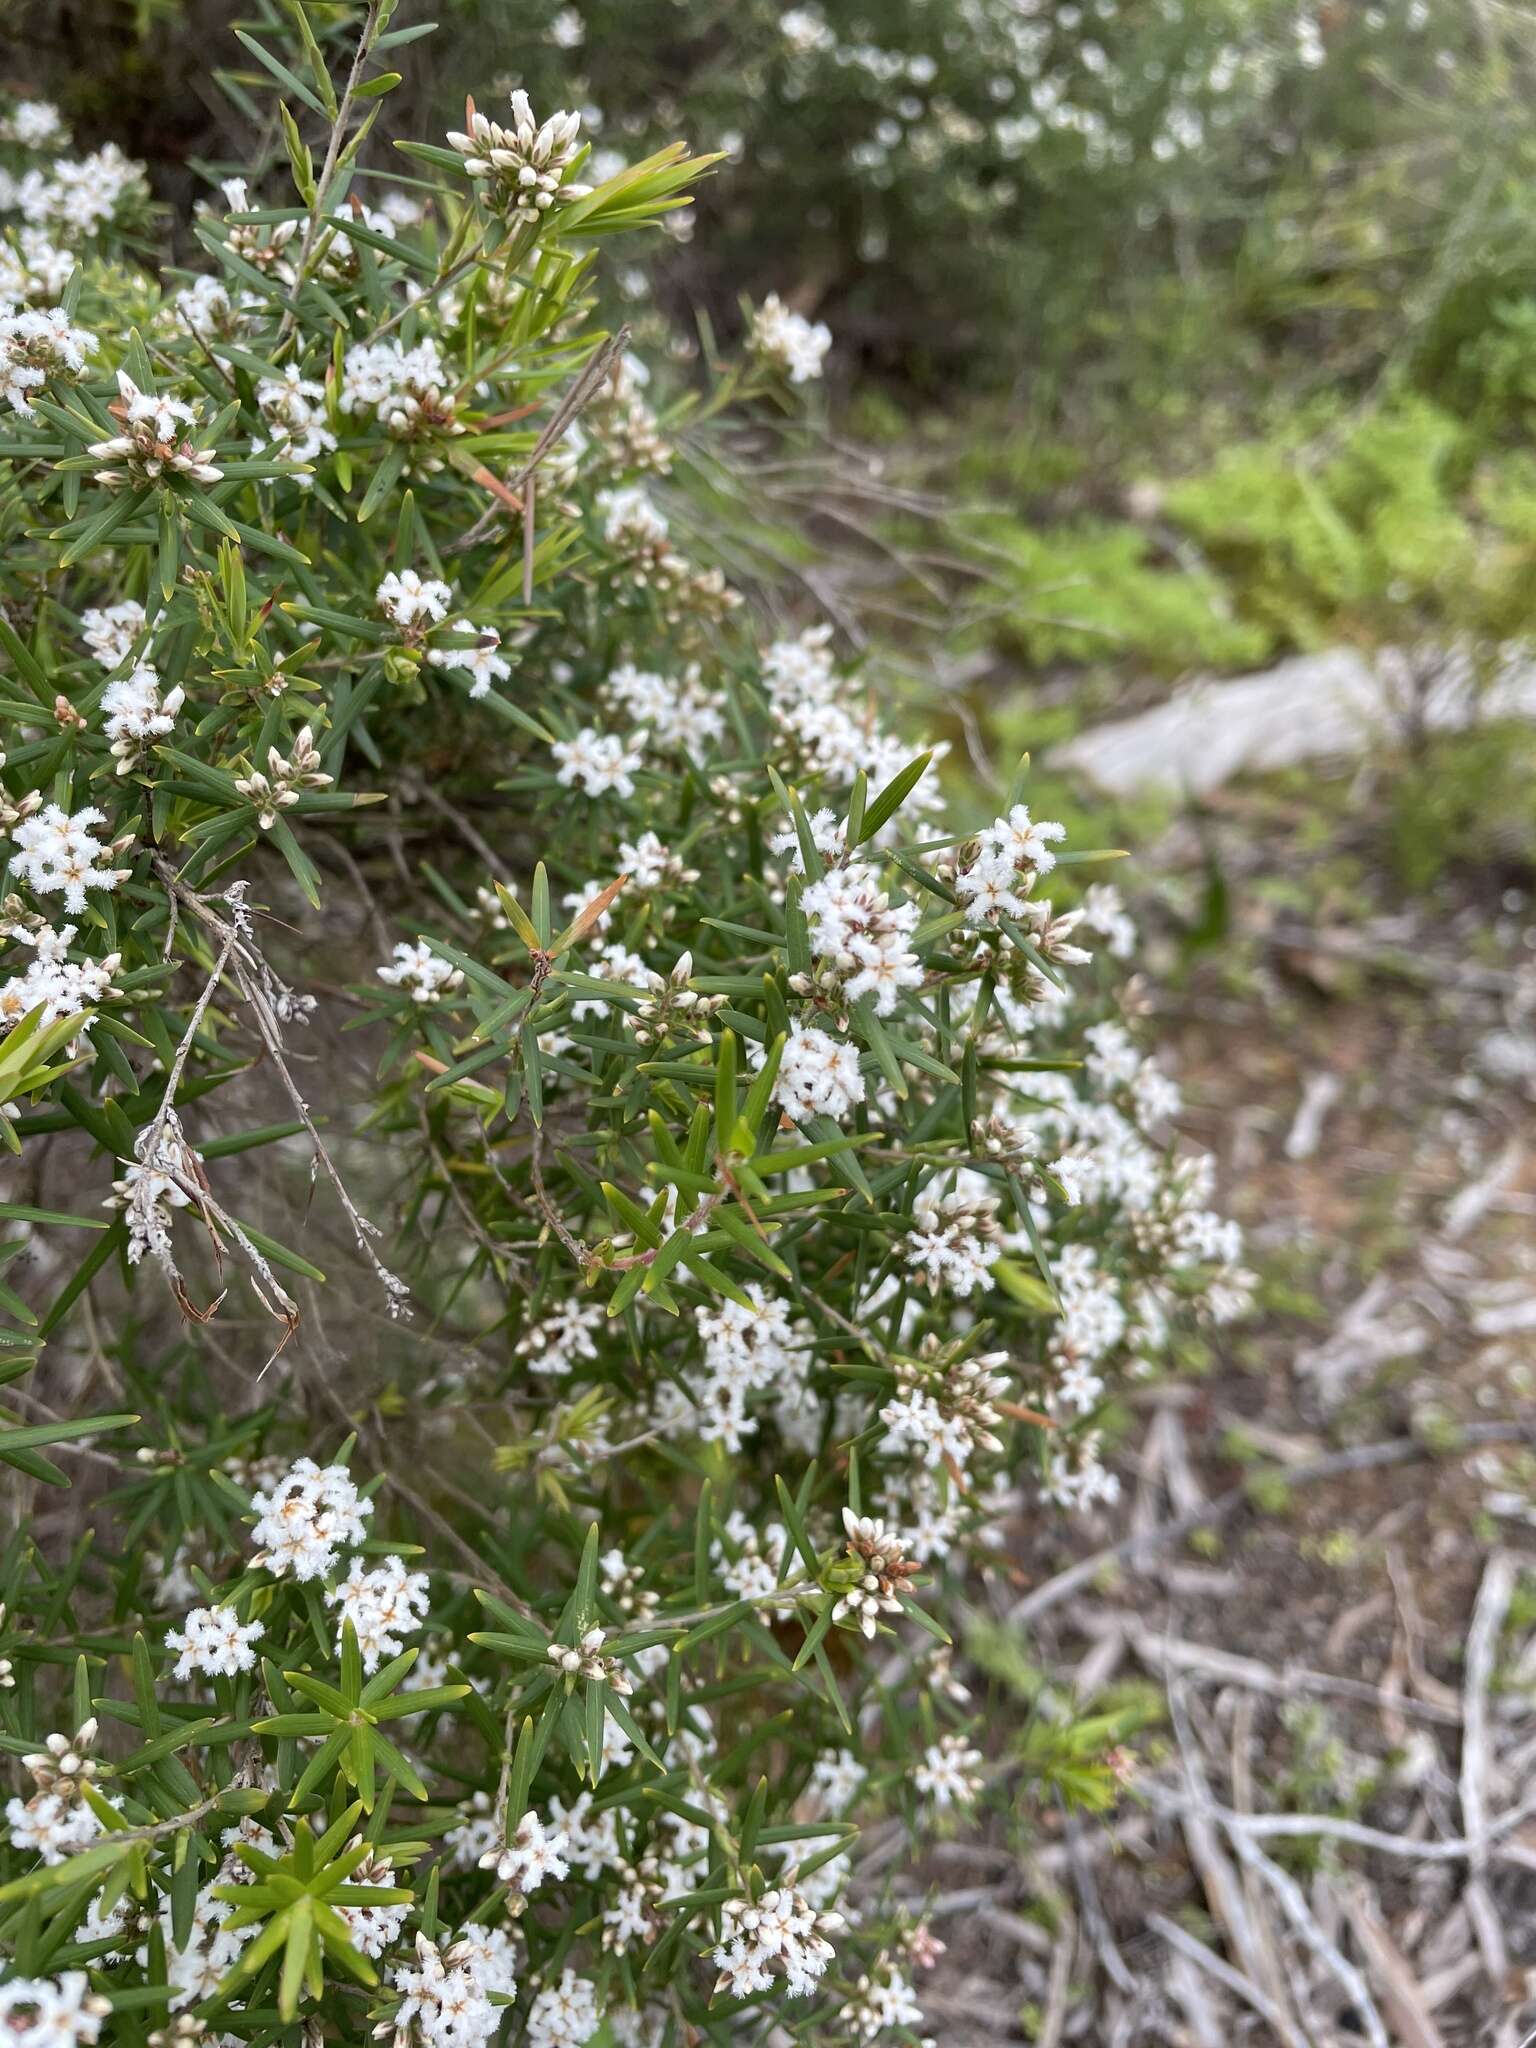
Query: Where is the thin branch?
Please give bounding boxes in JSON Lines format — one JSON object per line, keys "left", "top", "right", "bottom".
{"left": 275, "top": 1, "right": 385, "bottom": 350}
{"left": 1459, "top": 1548, "right": 1516, "bottom": 1978}
{"left": 1146, "top": 1912, "right": 1310, "bottom": 2048}
{"left": 1008, "top": 1422, "right": 1536, "bottom": 1628}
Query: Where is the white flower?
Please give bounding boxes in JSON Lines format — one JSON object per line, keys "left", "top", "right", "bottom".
{"left": 80, "top": 599, "right": 146, "bottom": 669}
{"left": 332, "top": 1845, "right": 408, "bottom": 1958}
{"left": 254, "top": 362, "right": 335, "bottom": 467}
{"left": 903, "top": 1183, "right": 1001, "bottom": 1298}
{"left": 545, "top": 1625, "right": 632, "bottom": 1694}
{"left": 73, "top": 1889, "right": 130, "bottom": 1961}
{"left": 479, "top": 1807, "right": 569, "bottom": 1894}
{"left": 447, "top": 89, "right": 586, "bottom": 227}
{"left": 570, "top": 939, "right": 651, "bottom": 1020}
{"left": 233, "top": 723, "right": 333, "bottom": 828}
{"left": 388, "top": 1932, "right": 503, "bottom": 2048}
{"left": 445, "top": 1794, "right": 500, "bottom": 1872}
{"left": 428, "top": 620, "right": 512, "bottom": 697}
{"left": 326, "top": 1554, "right": 431, "bottom": 1673}
{"left": 0, "top": 924, "right": 118, "bottom": 1040}
{"left": 774, "top": 1023, "right": 865, "bottom": 1122}
{"left": 1081, "top": 880, "right": 1135, "bottom": 958}
{"left": 762, "top": 624, "right": 837, "bottom": 705}
{"left": 0, "top": 100, "right": 67, "bottom": 148}
{"left": 101, "top": 662, "right": 183, "bottom": 769}
{"left": 605, "top": 660, "right": 725, "bottom": 752}
{"left": 375, "top": 188, "right": 428, "bottom": 228}
{"left": 87, "top": 370, "right": 222, "bottom": 484}
{"left": 615, "top": 830, "right": 697, "bottom": 890}
{"left": 8, "top": 803, "right": 128, "bottom": 913}
{"left": 849, "top": 1965, "right": 925, "bottom": 2039}
{"left": 0, "top": 226, "right": 73, "bottom": 304}
{"left": 516, "top": 1298, "right": 603, "bottom": 1376}
{"left": 377, "top": 939, "right": 463, "bottom": 1004}
{"left": 1040, "top": 1429, "right": 1122, "bottom": 1512}
{"left": 342, "top": 337, "right": 457, "bottom": 436}
{"left": 551, "top": 726, "right": 644, "bottom": 799}
{"left": 0, "top": 303, "right": 97, "bottom": 414}
{"left": 377, "top": 568, "right": 453, "bottom": 629}
{"left": 597, "top": 484, "right": 668, "bottom": 547}
{"left": 955, "top": 805, "right": 1067, "bottom": 926}
{"left": 164, "top": 1606, "right": 264, "bottom": 1681}
{"left": 5, "top": 1789, "right": 102, "bottom": 1865}
{"left": 799, "top": 863, "right": 923, "bottom": 1015}
{"left": 750, "top": 293, "right": 832, "bottom": 383}
{"left": 249, "top": 1457, "right": 372, "bottom": 1581}
{"left": 547, "top": 1790, "right": 624, "bottom": 1880}
{"left": 450, "top": 1924, "right": 518, "bottom": 1997}
{"left": 174, "top": 272, "right": 249, "bottom": 343}
{"left": 20, "top": 143, "right": 145, "bottom": 236}
{"left": 688, "top": 1284, "right": 811, "bottom": 1455}
{"left": 780, "top": 8, "right": 835, "bottom": 54}
{"left": 714, "top": 1876, "right": 843, "bottom": 2000}
{"left": 809, "top": 1748, "right": 867, "bottom": 1812}
{"left": 830, "top": 1507, "right": 919, "bottom": 1638}
{"left": 913, "top": 1733, "right": 984, "bottom": 1810}
{"left": 770, "top": 805, "right": 843, "bottom": 874}
{"left": 526, "top": 1967, "right": 600, "bottom": 2048}
{"left": 0, "top": 1973, "right": 110, "bottom": 2046}
{"left": 712, "top": 1508, "right": 788, "bottom": 1603}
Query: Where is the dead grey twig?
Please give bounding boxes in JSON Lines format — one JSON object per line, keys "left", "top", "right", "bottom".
{"left": 1008, "top": 1423, "right": 1536, "bottom": 1628}
{"left": 1459, "top": 1549, "right": 1516, "bottom": 1980}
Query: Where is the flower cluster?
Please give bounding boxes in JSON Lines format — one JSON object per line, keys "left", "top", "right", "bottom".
{"left": 249, "top": 1457, "right": 372, "bottom": 1580}
{"left": 713, "top": 1876, "right": 844, "bottom": 1999}
{"left": 447, "top": 89, "right": 586, "bottom": 226}
{"left": 379, "top": 940, "right": 465, "bottom": 1004}
{"left": 5, "top": 1721, "right": 104, "bottom": 1868}
{"left": 0, "top": 302, "right": 96, "bottom": 414}
{"left": 233, "top": 725, "right": 333, "bottom": 829}
{"left": 87, "top": 370, "right": 223, "bottom": 485}
{"left": 750, "top": 293, "right": 833, "bottom": 383}
{"left": 165, "top": 1606, "right": 265, "bottom": 1680}
{"left": 774, "top": 1021, "right": 866, "bottom": 1121}
{"left": 0, "top": 1973, "right": 109, "bottom": 2046}
{"left": 101, "top": 664, "right": 184, "bottom": 770}
{"left": 479, "top": 1809, "right": 570, "bottom": 1897}
{"left": 384, "top": 1927, "right": 518, "bottom": 2048}
{"left": 799, "top": 864, "right": 923, "bottom": 1015}
{"left": 6, "top": 803, "right": 127, "bottom": 914}
{"left": 327, "top": 1554, "right": 432, "bottom": 1672}
{"left": 950, "top": 803, "right": 1067, "bottom": 925}
{"left": 344, "top": 338, "right": 459, "bottom": 440}
{"left": 903, "top": 1179, "right": 1003, "bottom": 1297}
{"left": 0, "top": 921, "right": 118, "bottom": 1039}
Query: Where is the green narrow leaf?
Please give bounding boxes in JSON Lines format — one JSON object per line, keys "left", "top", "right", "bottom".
{"left": 856, "top": 751, "right": 933, "bottom": 844}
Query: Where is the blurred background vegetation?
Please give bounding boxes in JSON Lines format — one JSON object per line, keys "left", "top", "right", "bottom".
{"left": 9, "top": 0, "right": 1536, "bottom": 892}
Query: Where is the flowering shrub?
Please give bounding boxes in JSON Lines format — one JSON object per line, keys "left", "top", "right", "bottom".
{"left": 0, "top": 9, "right": 1252, "bottom": 2042}
{"left": 12, "top": 0, "right": 1492, "bottom": 389}
{"left": 480, "top": 0, "right": 1481, "bottom": 380}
